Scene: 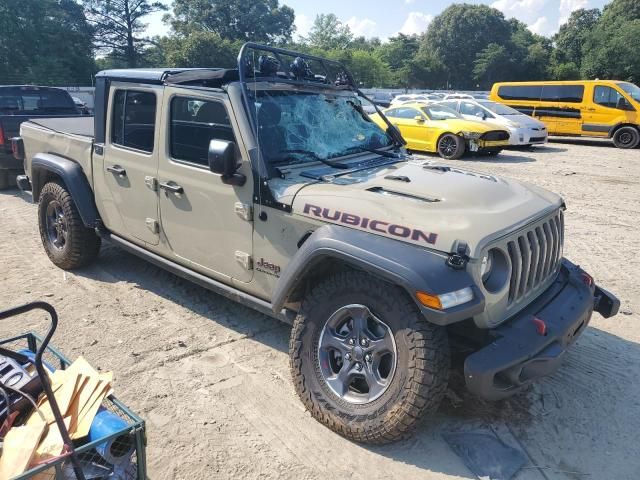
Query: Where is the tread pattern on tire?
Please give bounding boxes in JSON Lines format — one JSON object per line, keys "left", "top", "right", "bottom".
{"left": 38, "top": 181, "right": 101, "bottom": 270}
{"left": 289, "top": 271, "right": 449, "bottom": 444}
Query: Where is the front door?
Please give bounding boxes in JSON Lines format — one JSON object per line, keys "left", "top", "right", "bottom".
{"left": 583, "top": 85, "right": 636, "bottom": 137}
{"left": 103, "top": 86, "right": 161, "bottom": 245}
{"left": 157, "top": 88, "right": 254, "bottom": 283}
{"left": 385, "top": 107, "right": 430, "bottom": 150}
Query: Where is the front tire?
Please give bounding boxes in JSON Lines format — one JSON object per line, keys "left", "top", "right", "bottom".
{"left": 612, "top": 126, "right": 640, "bottom": 149}
{"left": 289, "top": 271, "right": 449, "bottom": 444}
{"left": 38, "top": 181, "right": 101, "bottom": 269}
{"left": 437, "top": 133, "right": 465, "bottom": 159}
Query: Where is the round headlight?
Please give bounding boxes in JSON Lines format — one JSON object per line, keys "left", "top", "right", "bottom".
{"left": 480, "top": 252, "right": 493, "bottom": 281}
{"left": 480, "top": 248, "right": 508, "bottom": 293}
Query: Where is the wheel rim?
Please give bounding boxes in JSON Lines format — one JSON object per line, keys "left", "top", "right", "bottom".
{"left": 317, "top": 304, "right": 397, "bottom": 404}
{"left": 45, "top": 200, "right": 68, "bottom": 250}
{"left": 439, "top": 136, "right": 456, "bottom": 156}
{"left": 619, "top": 131, "right": 633, "bottom": 145}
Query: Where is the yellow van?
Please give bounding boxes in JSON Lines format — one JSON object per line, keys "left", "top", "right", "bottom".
{"left": 489, "top": 80, "right": 640, "bottom": 148}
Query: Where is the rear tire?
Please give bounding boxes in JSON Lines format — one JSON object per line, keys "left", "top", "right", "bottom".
{"left": 38, "top": 181, "right": 101, "bottom": 270}
{"left": 289, "top": 271, "right": 449, "bottom": 444}
{"left": 612, "top": 126, "right": 640, "bottom": 149}
{"left": 437, "top": 134, "right": 465, "bottom": 160}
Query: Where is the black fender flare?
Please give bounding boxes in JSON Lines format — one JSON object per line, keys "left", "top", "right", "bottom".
{"left": 31, "top": 153, "right": 100, "bottom": 228}
{"left": 272, "top": 225, "right": 485, "bottom": 326}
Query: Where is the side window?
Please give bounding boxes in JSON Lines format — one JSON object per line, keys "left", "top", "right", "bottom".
{"left": 170, "top": 97, "right": 235, "bottom": 166}
{"left": 392, "top": 107, "right": 420, "bottom": 119}
{"left": 111, "top": 90, "right": 157, "bottom": 153}
{"left": 540, "top": 85, "right": 584, "bottom": 103}
{"left": 385, "top": 108, "right": 400, "bottom": 118}
{"left": 594, "top": 86, "right": 623, "bottom": 109}
{"left": 460, "top": 102, "right": 485, "bottom": 116}
{"left": 498, "top": 85, "right": 542, "bottom": 101}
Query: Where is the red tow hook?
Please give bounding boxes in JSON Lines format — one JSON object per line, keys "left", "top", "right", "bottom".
{"left": 532, "top": 316, "right": 547, "bottom": 336}
{"left": 581, "top": 272, "right": 594, "bottom": 287}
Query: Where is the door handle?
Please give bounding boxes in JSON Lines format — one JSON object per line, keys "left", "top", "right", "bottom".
{"left": 107, "top": 165, "right": 126, "bottom": 177}
{"left": 159, "top": 181, "right": 184, "bottom": 195}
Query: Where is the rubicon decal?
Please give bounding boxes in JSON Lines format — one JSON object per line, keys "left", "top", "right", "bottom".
{"left": 303, "top": 204, "right": 438, "bottom": 245}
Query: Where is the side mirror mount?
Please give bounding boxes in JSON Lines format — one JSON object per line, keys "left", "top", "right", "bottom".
{"left": 475, "top": 111, "right": 487, "bottom": 120}
{"left": 616, "top": 97, "right": 635, "bottom": 111}
{"left": 208, "top": 139, "right": 246, "bottom": 186}
{"left": 414, "top": 115, "right": 425, "bottom": 123}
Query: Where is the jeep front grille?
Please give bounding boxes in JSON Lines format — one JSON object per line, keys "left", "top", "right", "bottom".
{"left": 506, "top": 210, "right": 564, "bottom": 304}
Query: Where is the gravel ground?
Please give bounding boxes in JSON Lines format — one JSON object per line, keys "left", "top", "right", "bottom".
{"left": 0, "top": 139, "right": 638, "bottom": 480}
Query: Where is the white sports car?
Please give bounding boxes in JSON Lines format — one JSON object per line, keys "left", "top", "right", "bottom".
{"left": 439, "top": 99, "right": 548, "bottom": 146}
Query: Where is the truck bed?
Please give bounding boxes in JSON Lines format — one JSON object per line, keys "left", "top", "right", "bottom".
{"left": 21, "top": 116, "right": 95, "bottom": 188}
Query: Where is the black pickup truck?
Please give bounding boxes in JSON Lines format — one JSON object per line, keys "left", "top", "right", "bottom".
{"left": 0, "top": 85, "right": 82, "bottom": 189}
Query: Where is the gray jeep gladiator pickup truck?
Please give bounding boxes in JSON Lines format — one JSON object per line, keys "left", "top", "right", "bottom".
{"left": 14, "top": 44, "right": 619, "bottom": 443}
{"left": 0, "top": 85, "right": 82, "bottom": 189}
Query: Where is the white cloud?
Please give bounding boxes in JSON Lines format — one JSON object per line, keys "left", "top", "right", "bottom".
{"left": 294, "top": 13, "right": 313, "bottom": 40}
{"left": 345, "top": 17, "right": 378, "bottom": 38}
{"left": 528, "top": 16, "right": 551, "bottom": 35}
{"left": 491, "top": 0, "right": 548, "bottom": 24}
{"left": 405, "top": 0, "right": 416, "bottom": 4}
{"left": 399, "top": 12, "right": 434, "bottom": 35}
{"left": 558, "top": 0, "right": 589, "bottom": 25}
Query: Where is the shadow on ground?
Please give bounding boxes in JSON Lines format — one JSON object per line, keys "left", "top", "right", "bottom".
{"left": 74, "top": 244, "right": 640, "bottom": 479}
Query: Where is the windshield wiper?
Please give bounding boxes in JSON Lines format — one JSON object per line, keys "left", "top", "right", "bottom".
{"left": 342, "top": 146, "right": 401, "bottom": 158}
{"left": 279, "top": 149, "right": 349, "bottom": 169}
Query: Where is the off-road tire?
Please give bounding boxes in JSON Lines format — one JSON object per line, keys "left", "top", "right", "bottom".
{"left": 612, "top": 126, "right": 640, "bottom": 149}
{"left": 38, "top": 181, "right": 101, "bottom": 269}
{"left": 437, "top": 133, "right": 465, "bottom": 160}
{"left": 289, "top": 271, "right": 449, "bottom": 444}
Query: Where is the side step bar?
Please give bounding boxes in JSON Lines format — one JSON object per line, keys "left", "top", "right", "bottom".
{"left": 101, "top": 232, "right": 293, "bottom": 325}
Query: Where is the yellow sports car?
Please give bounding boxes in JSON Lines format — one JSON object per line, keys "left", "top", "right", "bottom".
{"left": 370, "top": 102, "right": 510, "bottom": 159}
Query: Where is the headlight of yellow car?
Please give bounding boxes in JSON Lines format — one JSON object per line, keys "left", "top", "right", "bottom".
{"left": 460, "top": 131, "right": 482, "bottom": 140}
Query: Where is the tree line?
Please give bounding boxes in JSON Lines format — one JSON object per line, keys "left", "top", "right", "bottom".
{"left": 1, "top": 0, "right": 639, "bottom": 89}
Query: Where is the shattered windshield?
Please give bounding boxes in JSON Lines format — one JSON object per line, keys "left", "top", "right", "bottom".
{"left": 251, "top": 90, "right": 393, "bottom": 165}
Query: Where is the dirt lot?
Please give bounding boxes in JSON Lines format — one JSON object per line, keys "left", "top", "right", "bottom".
{"left": 1, "top": 139, "right": 639, "bottom": 480}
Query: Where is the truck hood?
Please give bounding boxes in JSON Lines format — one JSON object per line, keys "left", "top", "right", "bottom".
{"left": 290, "top": 159, "right": 562, "bottom": 257}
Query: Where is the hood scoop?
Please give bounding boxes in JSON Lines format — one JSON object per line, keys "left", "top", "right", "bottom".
{"left": 367, "top": 186, "right": 440, "bottom": 203}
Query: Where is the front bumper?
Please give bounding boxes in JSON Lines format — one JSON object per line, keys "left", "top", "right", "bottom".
{"left": 464, "top": 259, "right": 619, "bottom": 401}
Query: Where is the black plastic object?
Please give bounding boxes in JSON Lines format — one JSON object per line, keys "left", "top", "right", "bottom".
{"left": 0, "top": 302, "right": 86, "bottom": 480}
{"left": 258, "top": 55, "right": 280, "bottom": 76}
{"left": 0, "top": 354, "right": 42, "bottom": 422}
{"left": 443, "top": 430, "right": 527, "bottom": 480}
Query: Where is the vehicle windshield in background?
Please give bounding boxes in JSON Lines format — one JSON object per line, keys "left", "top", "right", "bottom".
{"left": 421, "top": 104, "right": 461, "bottom": 120}
{"left": 252, "top": 90, "right": 393, "bottom": 165}
{"left": 0, "top": 87, "right": 77, "bottom": 114}
{"left": 479, "top": 101, "right": 521, "bottom": 116}
{"left": 617, "top": 82, "right": 640, "bottom": 102}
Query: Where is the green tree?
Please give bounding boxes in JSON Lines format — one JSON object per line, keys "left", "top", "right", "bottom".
{"left": 305, "top": 14, "right": 353, "bottom": 50}
{"left": 581, "top": 0, "right": 640, "bottom": 81}
{"left": 83, "top": 0, "right": 166, "bottom": 68}
{"left": 167, "top": 0, "right": 294, "bottom": 43}
{"left": 162, "top": 32, "right": 242, "bottom": 68}
{"left": 0, "top": 0, "right": 94, "bottom": 85}
{"left": 423, "top": 4, "right": 512, "bottom": 89}
{"left": 406, "top": 49, "right": 448, "bottom": 89}
{"left": 553, "top": 8, "right": 600, "bottom": 70}
{"left": 473, "top": 43, "right": 510, "bottom": 87}
{"left": 375, "top": 34, "right": 420, "bottom": 87}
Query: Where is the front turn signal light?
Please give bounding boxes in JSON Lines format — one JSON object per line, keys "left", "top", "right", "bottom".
{"left": 416, "top": 287, "right": 474, "bottom": 310}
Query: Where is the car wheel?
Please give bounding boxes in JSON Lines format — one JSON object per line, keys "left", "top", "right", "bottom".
{"left": 612, "top": 126, "right": 640, "bottom": 149}
{"left": 289, "top": 271, "right": 449, "bottom": 444}
{"left": 38, "top": 181, "right": 101, "bottom": 269}
{"left": 437, "top": 134, "right": 465, "bottom": 159}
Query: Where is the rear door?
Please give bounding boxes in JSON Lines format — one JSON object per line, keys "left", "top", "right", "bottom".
{"left": 102, "top": 86, "right": 161, "bottom": 245}
{"left": 543, "top": 85, "right": 584, "bottom": 135}
{"left": 157, "top": 87, "right": 254, "bottom": 283}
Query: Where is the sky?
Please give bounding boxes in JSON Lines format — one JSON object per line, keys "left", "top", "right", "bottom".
{"left": 146, "top": 0, "right": 611, "bottom": 40}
